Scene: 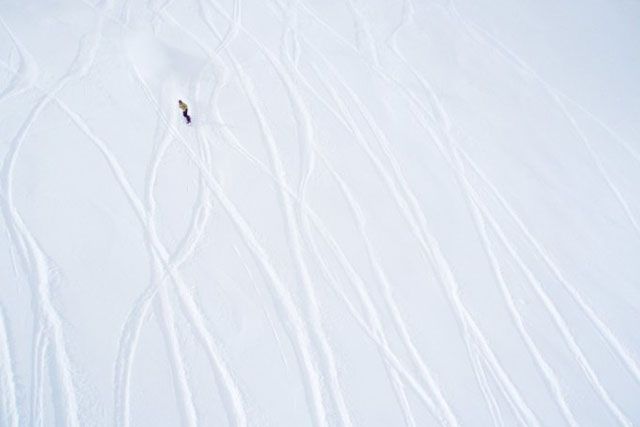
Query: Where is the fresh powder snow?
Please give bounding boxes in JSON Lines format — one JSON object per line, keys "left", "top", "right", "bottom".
{"left": 0, "top": 0, "right": 639, "bottom": 426}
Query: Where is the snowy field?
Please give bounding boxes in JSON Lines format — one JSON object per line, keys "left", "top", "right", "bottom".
{"left": 1, "top": 0, "right": 639, "bottom": 425}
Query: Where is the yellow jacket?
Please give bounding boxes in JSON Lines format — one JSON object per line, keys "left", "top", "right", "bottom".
{"left": 178, "top": 100, "right": 188, "bottom": 111}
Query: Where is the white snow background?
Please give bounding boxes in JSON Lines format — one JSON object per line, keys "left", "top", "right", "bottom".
{"left": 0, "top": 0, "right": 639, "bottom": 425}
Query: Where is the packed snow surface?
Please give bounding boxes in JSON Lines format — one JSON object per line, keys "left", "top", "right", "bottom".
{"left": 1, "top": 0, "right": 639, "bottom": 425}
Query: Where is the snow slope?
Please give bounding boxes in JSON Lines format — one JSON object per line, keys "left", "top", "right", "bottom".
{"left": 1, "top": 0, "right": 639, "bottom": 425}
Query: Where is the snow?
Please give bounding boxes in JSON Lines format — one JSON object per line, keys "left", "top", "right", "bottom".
{"left": 1, "top": 0, "right": 639, "bottom": 425}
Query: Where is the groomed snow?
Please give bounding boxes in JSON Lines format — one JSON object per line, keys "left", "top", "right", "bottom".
{"left": 0, "top": 0, "right": 639, "bottom": 425}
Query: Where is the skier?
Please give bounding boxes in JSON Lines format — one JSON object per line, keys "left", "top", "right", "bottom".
{"left": 178, "top": 99, "right": 191, "bottom": 124}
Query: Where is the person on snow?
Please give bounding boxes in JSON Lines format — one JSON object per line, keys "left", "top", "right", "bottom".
{"left": 178, "top": 99, "right": 191, "bottom": 124}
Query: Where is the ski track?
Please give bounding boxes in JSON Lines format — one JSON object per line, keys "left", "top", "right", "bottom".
{"left": 342, "top": 6, "right": 562, "bottom": 425}
{"left": 395, "top": 57, "right": 575, "bottom": 426}
{"left": 0, "top": 58, "right": 26, "bottom": 283}
{"left": 0, "top": 13, "right": 38, "bottom": 103}
{"left": 0, "top": 1, "right": 115, "bottom": 423}
{"left": 446, "top": 1, "right": 640, "bottom": 242}
{"left": 31, "top": 329, "right": 47, "bottom": 427}
{"left": 130, "top": 62, "right": 328, "bottom": 427}
{"left": 128, "top": 48, "right": 228, "bottom": 427}
{"left": 310, "top": 156, "right": 419, "bottom": 427}
{"left": 394, "top": 12, "right": 632, "bottom": 422}
{"left": 383, "top": 7, "right": 506, "bottom": 425}
{"left": 229, "top": 17, "right": 354, "bottom": 427}
{"left": 395, "top": 4, "right": 636, "bottom": 424}
{"left": 105, "top": 6, "right": 247, "bottom": 427}
{"left": 455, "top": 143, "right": 639, "bottom": 426}
{"left": 124, "top": 10, "right": 430, "bottom": 418}
{"left": 162, "top": 6, "right": 440, "bottom": 424}
{"left": 382, "top": 10, "right": 577, "bottom": 423}
{"left": 219, "top": 61, "right": 353, "bottom": 423}
{"left": 317, "top": 151, "right": 453, "bottom": 427}
{"left": 162, "top": 79, "right": 448, "bottom": 426}
{"left": 114, "top": 61, "right": 187, "bottom": 427}
{"left": 449, "top": 145, "right": 579, "bottom": 426}
{"left": 113, "top": 279, "right": 158, "bottom": 427}
{"left": 144, "top": 105, "right": 198, "bottom": 427}
{"left": 166, "top": 3, "right": 355, "bottom": 425}
{"left": 115, "top": 87, "right": 526, "bottom": 424}
{"left": 53, "top": 88, "right": 248, "bottom": 427}
{"left": 151, "top": 269, "right": 198, "bottom": 427}
{"left": 2, "top": 1, "right": 638, "bottom": 425}
{"left": 267, "top": 9, "right": 529, "bottom": 424}
{"left": 125, "top": 21, "right": 442, "bottom": 424}
{"left": 308, "top": 55, "right": 534, "bottom": 427}
{"left": 0, "top": 13, "right": 40, "bottom": 292}
{"left": 306, "top": 49, "right": 532, "bottom": 427}
{"left": 271, "top": 6, "right": 420, "bottom": 423}
{"left": 466, "top": 342, "right": 504, "bottom": 427}
{"left": 251, "top": 25, "right": 460, "bottom": 424}
{"left": 206, "top": 2, "right": 464, "bottom": 423}
{"left": 456, "top": 140, "right": 640, "bottom": 381}
{"left": 0, "top": 305, "right": 20, "bottom": 427}
{"left": 113, "top": 95, "right": 185, "bottom": 424}
{"left": 158, "top": 5, "right": 347, "bottom": 426}
{"left": 300, "top": 192, "right": 470, "bottom": 424}
{"left": 161, "top": 7, "right": 450, "bottom": 423}
{"left": 467, "top": 156, "right": 632, "bottom": 426}
{"left": 232, "top": 244, "right": 293, "bottom": 376}
{"left": 8, "top": 7, "right": 234, "bottom": 413}
{"left": 376, "top": 5, "right": 638, "bottom": 423}
{"left": 231, "top": 47, "right": 344, "bottom": 427}
{"left": 559, "top": 96, "right": 640, "bottom": 167}
{"left": 302, "top": 213, "right": 451, "bottom": 422}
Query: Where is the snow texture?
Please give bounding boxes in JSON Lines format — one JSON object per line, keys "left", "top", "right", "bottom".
{"left": 0, "top": 0, "right": 639, "bottom": 426}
